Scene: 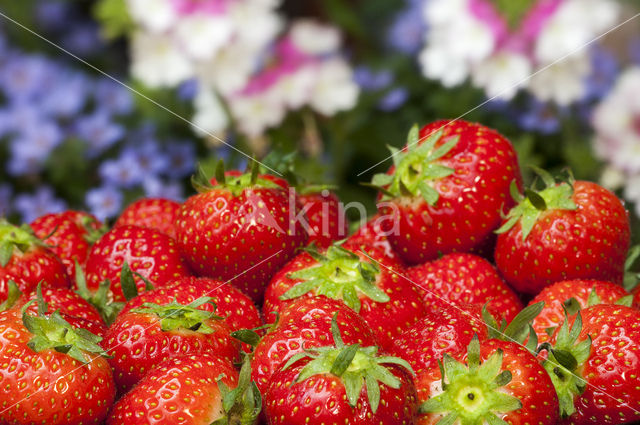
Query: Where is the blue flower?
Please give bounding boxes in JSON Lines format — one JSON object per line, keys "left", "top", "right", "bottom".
{"left": 0, "top": 53, "right": 50, "bottom": 101}
{"left": 378, "top": 87, "right": 409, "bottom": 111}
{"left": 35, "top": 0, "right": 70, "bottom": 31}
{"left": 85, "top": 186, "right": 123, "bottom": 221}
{"left": 7, "top": 121, "right": 64, "bottom": 176}
{"left": 98, "top": 151, "right": 146, "bottom": 188}
{"left": 0, "top": 184, "right": 12, "bottom": 217}
{"left": 387, "top": 0, "right": 427, "bottom": 54}
{"left": 15, "top": 186, "right": 67, "bottom": 223}
{"left": 75, "top": 112, "right": 125, "bottom": 157}
{"left": 143, "top": 177, "right": 184, "bottom": 201}
{"left": 164, "top": 142, "right": 196, "bottom": 178}
{"left": 177, "top": 79, "right": 198, "bottom": 101}
{"left": 584, "top": 45, "right": 618, "bottom": 101}
{"left": 516, "top": 99, "right": 562, "bottom": 135}
{"left": 94, "top": 78, "right": 134, "bottom": 116}
{"left": 629, "top": 38, "right": 640, "bottom": 66}
{"left": 126, "top": 140, "right": 170, "bottom": 176}
{"left": 353, "top": 66, "right": 393, "bottom": 91}
{"left": 0, "top": 102, "right": 43, "bottom": 138}
{"left": 61, "top": 23, "right": 105, "bottom": 57}
{"left": 41, "top": 70, "right": 89, "bottom": 118}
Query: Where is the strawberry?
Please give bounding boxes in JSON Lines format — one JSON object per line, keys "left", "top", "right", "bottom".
{"left": 120, "top": 276, "right": 261, "bottom": 334}
{"left": 23, "top": 286, "right": 104, "bottom": 323}
{"left": 262, "top": 243, "right": 425, "bottom": 350}
{"left": 264, "top": 314, "right": 418, "bottom": 425}
{"left": 495, "top": 172, "right": 630, "bottom": 295}
{"left": 103, "top": 296, "right": 238, "bottom": 393}
{"left": 371, "top": 120, "right": 522, "bottom": 265}
{"left": 541, "top": 304, "right": 640, "bottom": 423}
{"left": 528, "top": 279, "right": 631, "bottom": 343}
{"left": 175, "top": 162, "right": 308, "bottom": 304}
{"left": 84, "top": 225, "right": 190, "bottom": 302}
{"left": 297, "top": 189, "right": 348, "bottom": 248}
{"left": 0, "top": 297, "right": 115, "bottom": 424}
{"left": 406, "top": 253, "right": 523, "bottom": 323}
{"left": 419, "top": 337, "right": 559, "bottom": 425}
{"left": 250, "top": 296, "right": 378, "bottom": 396}
{"left": 30, "top": 210, "right": 104, "bottom": 285}
{"left": 0, "top": 221, "right": 69, "bottom": 302}
{"left": 343, "top": 213, "right": 405, "bottom": 265}
{"left": 108, "top": 353, "right": 261, "bottom": 425}
{"left": 114, "top": 197, "right": 181, "bottom": 239}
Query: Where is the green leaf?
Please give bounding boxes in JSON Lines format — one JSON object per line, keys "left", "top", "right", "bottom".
{"left": 426, "top": 137, "right": 458, "bottom": 162}
{"left": 524, "top": 189, "right": 547, "bottom": 211}
{"left": 365, "top": 375, "right": 380, "bottom": 414}
{"left": 502, "top": 302, "right": 544, "bottom": 344}
{"left": 371, "top": 173, "right": 394, "bottom": 187}
{"left": 93, "top": 0, "right": 134, "bottom": 39}
{"left": 615, "top": 295, "right": 633, "bottom": 307}
{"left": 551, "top": 349, "right": 578, "bottom": 371}
{"left": 418, "top": 181, "right": 439, "bottom": 206}
{"left": 407, "top": 124, "right": 420, "bottom": 146}
{"left": 120, "top": 262, "right": 139, "bottom": 301}
{"left": 0, "top": 281, "right": 22, "bottom": 312}
{"left": 231, "top": 329, "right": 262, "bottom": 347}
{"left": 331, "top": 344, "right": 359, "bottom": 376}
{"left": 0, "top": 241, "right": 13, "bottom": 267}
{"left": 342, "top": 373, "right": 364, "bottom": 408}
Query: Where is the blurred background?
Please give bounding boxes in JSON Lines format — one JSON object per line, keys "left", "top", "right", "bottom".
{"left": 1, "top": 0, "right": 640, "bottom": 237}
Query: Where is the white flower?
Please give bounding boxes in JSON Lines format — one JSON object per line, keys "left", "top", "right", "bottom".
{"left": 130, "top": 31, "right": 194, "bottom": 87}
{"left": 471, "top": 52, "right": 531, "bottom": 100}
{"left": 275, "top": 65, "right": 318, "bottom": 109}
{"left": 309, "top": 59, "right": 359, "bottom": 116}
{"left": 197, "top": 40, "right": 259, "bottom": 96}
{"left": 191, "top": 87, "right": 229, "bottom": 137}
{"left": 624, "top": 174, "right": 640, "bottom": 217}
{"left": 290, "top": 20, "right": 341, "bottom": 55}
{"left": 419, "top": 46, "right": 470, "bottom": 87}
{"left": 174, "top": 14, "right": 233, "bottom": 61}
{"left": 228, "top": 90, "right": 286, "bottom": 137}
{"left": 230, "top": 1, "right": 283, "bottom": 51}
{"left": 125, "top": 0, "right": 175, "bottom": 32}
{"left": 599, "top": 166, "right": 625, "bottom": 191}
{"left": 528, "top": 55, "right": 590, "bottom": 105}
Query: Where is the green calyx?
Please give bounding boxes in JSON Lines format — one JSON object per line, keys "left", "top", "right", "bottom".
{"left": 482, "top": 302, "right": 544, "bottom": 353}
{"left": 280, "top": 244, "right": 388, "bottom": 312}
{"left": 74, "top": 261, "right": 124, "bottom": 326}
{"left": 496, "top": 168, "right": 577, "bottom": 241}
{"left": 191, "top": 159, "right": 281, "bottom": 197}
{"left": 212, "top": 353, "right": 262, "bottom": 425}
{"left": 0, "top": 280, "right": 23, "bottom": 312}
{"left": 538, "top": 311, "right": 591, "bottom": 418}
{"left": 420, "top": 336, "right": 522, "bottom": 425}
{"left": 22, "top": 284, "right": 108, "bottom": 364}
{"left": 0, "top": 221, "right": 42, "bottom": 267}
{"left": 283, "top": 313, "right": 413, "bottom": 414}
{"left": 131, "top": 296, "right": 222, "bottom": 334}
{"left": 623, "top": 245, "right": 640, "bottom": 292}
{"left": 370, "top": 126, "right": 458, "bottom": 205}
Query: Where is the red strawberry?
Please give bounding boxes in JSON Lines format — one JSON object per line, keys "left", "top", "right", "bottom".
{"left": 250, "top": 296, "right": 378, "bottom": 396}
{"left": 297, "top": 190, "right": 348, "bottom": 248}
{"left": 406, "top": 253, "right": 523, "bottom": 323}
{"left": 529, "top": 279, "right": 630, "bottom": 343}
{"left": 30, "top": 210, "right": 104, "bottom": 285}
{"left": 419, "top": 337, "right": 559, "bottom": 425}
{"left": 343, "top": 213, "right": 405, "bottom": 265}
{"left": 0, "top": 221, "right": 69, "bottom": 302}
{"left": 103, "top": 296, "right": 238, "bottom": 393}
{"left": 264, "top": 315, "right": 418, "bottom": 425}
{"left": 84, "top": 225, "right": 190, "bottom": 302}
{"left": 114, "top": 197, "right": 180, "bottom": 239}
{"left": 495, "top": 173, "right": 630, "bottom": 295}
{"left": 542, "top": 304, "right": 640, "bottom": 424}
{"left": 120, "top": 276, "right": 261, "bottom": 333}
{"left": 262, "top": 243, "right": 425, "bottom": 350}
{"left": 175, "top": 163, "right": 308, "bottom": 304}
{"left": 23, "top": 287, "right": 104, "bottom": 323}
{"left": 108, "top": 353, "right": 260, "bottom": 425}
{"left": 0, "top": 299, "right": 115, "bottom": 425}
{"left": 371, "top": 120, "right": 522, "bottom": 265}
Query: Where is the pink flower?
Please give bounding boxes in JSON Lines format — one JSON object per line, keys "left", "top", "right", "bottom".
{"left": 170, "top": 0, "right": 232, "bottom": 16}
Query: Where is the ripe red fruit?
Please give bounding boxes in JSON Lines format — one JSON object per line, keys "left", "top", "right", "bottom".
{"left": 419, "top": 337, "right": 559, "bottom": 425}
{"left": 343, "top": 213, "right": 405, "bottom": 265}
{"left": 543, "top": 304, "right": 640, "bottom": 424}
{"left": 495, "top": 175, "right": 630, "bottom": 295}
{"left": 297, "top": 190, "right": 348, "bottom": 248}
{"left": 0, "top": 221, "right": 69, "bottom": 302}
{"left": 263, "top": 243, "right": 425, "bottom": 350}
{"left": 84, "top": 225, "right": 190, "bottom": 302}
{"left": 23, "top": 287, "right": 104, "bottom": 323}
{"left": 108, "top": 353, "right": 261, "bottom": 425}
{"left": 406, "top": 253, "right": 523, "bottom": 323}
{"left": 251, "top": 296, "right": 378, "bottom": 396}
{"left": 175, "top": 164, "right": 308, "bottom": 304}
{"left": 103, "top": 296, "right": 238, "bottom": 393}
{"left": 0, "top": 301, "right": 115, "bottom": 425}
{"left": 372, "top": 120, "right": 522, "bottom": 265}
{"left": 528, "top": 279, "right": 630, "bottom": 343}
{"left": 264, "top": 315, "right": 418, "bottom": 425}
{"left": 114, "top": 197, "right": 180, "bottom": 239}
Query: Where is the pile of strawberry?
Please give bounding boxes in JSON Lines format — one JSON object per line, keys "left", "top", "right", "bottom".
{"left": 1, "top": 119, "right": 640, "bottom": 425}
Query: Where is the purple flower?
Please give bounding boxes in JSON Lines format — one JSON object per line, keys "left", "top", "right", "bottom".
{"left": 177, "top": 79, "right": 199, "bottom": 101}
{"left": 0, "top": 102, "right": 43, "bottom": 138}
{"left": 7, "top": 121, "right": 64, "bottom": 176}
{"left": 85, "top": 186, "right": 123, "bottom": 221}
{"left": 98, "top": 151, "right": 145, "bottom": 188}
{"left": 15, "top": 186, "right": 67, "bottom": 223}
{"left": 41, "top": 71, "right": 89, "bottom": 118}
{"left": 516, "top": 99, "right": 562, "bottom": 135}
{"left": 164, "top": 142, "right": 196, "bottom": 178}
{"left": 0, "top": 54, "right": 50, "bottom": 101}
{"left": 35, "top": 0, "right": 70, "bottom": 31}
{"left": 387, "top": 0, "right": 427, "bottom": 55}
{"left": 0, "top": 184, "right": 12, "bottom": 217}
{"left": 584, "top": 45, "right": 618, "bottom": 101}
{"left": 378, "top": 87, "right": 409, "bottom": 111}
{"left": 354, "top": 66, "right": 393, "bottom": 91}
{"left": 94, "top": 78, "right": 134, "bottom": 116}
{"left": 126, "top": 140, "right": 169, "bottom": 176}
{"left": 630, "top": 38, "right": 640, "bottom": 65}
{"left": 75, "top": 112, "right": 125, "bottom": 157}
{"left": 61, "top": 23, "right": 105, "bottom": 57}
{"left": 143, "top": 177, "right": 184, "bottom": 201}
